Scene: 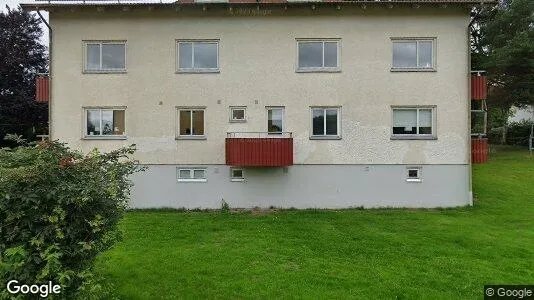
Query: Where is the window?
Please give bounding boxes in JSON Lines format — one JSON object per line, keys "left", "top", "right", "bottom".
{"left": 85, "top": 108, "right": 126, "bottom": 138}
{"left": 230, "top": 168, "right": 244, "bottom": 182}
{"left": 392, "top": 107, "right": 435, "bottom": 138}
{"left": 177, "top": 108, "right": 205, "bottom": 139}
{"left": 407, "top": 167, "right": 422, "bottom": 182}
{"left": 84, "top": 41, "right": 126, "bottom": 72}
{"left": 230, "top": 107, "right": 246, "bottom": 122}
{"left": 177, "top": 40, "right": 219, "bottom": 72}
{"left": 311, "top": 107, "right": 341, "bottom": 139}
{"left": 267, "top": 107, "right": 284, "bottom": 134}
{"left": 297, "top": 40, "right": 340, "bottom": 72}
{"left": 177, "top": 168, "right": 207, "bottom": 182}
{"left": 392, "top": 39, "right": 435, "bottom": 70}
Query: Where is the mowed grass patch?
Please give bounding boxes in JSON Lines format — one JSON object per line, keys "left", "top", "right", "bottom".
{"left": 96, "top": 146, "right": 534, "bottom": 299}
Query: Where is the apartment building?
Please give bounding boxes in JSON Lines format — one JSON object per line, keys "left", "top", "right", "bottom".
{"left": 24, "top": 0, "right": 492, "bottom": 209}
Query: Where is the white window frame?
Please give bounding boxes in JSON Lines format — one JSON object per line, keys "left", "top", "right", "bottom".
{"left": 176, "top": 40, "right": 220, "bottom": 73}
{"left": 229, "top": 107, "right": 247, "bottom": 123}
{"left": 296, "top": 39, "right": 341, "bottom": 73}
{"left": 230, "top": 168, "right": 245, "bottom": 182}
{"left": 177, "top": 168, "right": 207, "bottom": 182}
{"left": 83, "top": 41, "right": 127, "bottom": 73}
{"left": 176, "top": 107, "right": 206, "bottom": 140}
{"left": 391, "top": 38, "right": 436, "bottom": 71}
{"left": 310, "top": 107, "right": 341, "bottom": 140}
{"left": 83, "top": 107, "right": 126, "bottom": 140}
{"left": 391, "top": 106, "right": 436, "bottom": 140}
{"left": 406, "top": 167, "right": 422, "bottom": 182}
{"left": 266, "top": 107, "right": 285, "bottom": 134}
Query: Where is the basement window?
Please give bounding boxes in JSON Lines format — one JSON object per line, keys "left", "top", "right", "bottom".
{"left": 178, "top": 168, "right": 207, "bottom": 182}
{"left": 230, "top": 168, "right": 245, "bottom": 182}
{"left": 407, "top": 167, "right": 422, "bottom": 182}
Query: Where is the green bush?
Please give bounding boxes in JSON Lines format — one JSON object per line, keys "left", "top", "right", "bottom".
{"left": 0, "top": 140, "right": 144, "bottom": 299}
{"left": 506, "top": 120, "right": 534, "bottom": 146}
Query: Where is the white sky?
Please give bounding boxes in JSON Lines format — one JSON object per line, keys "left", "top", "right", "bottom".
{"left": 1, "top": 0, "right": 50, "bottom": 47}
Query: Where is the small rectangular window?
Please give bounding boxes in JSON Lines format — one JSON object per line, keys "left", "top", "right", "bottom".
{"left": 297, "top": 40, "right": 340, "bottom": 72}
{"left": 392, "top": 107, "right": 435, "bottom": 139}
{"left": 177, "top": 108, "right": 206, "bottom": 139}
{"left": 230, "top": 107, "right": 246, "bottom": 122}
{"left": 311, "top": 107, "right": 341, "bottom": 139}
{"left": 84, "top": 41, "right": 126, "bottom": 72}
{"left": 407, "top": 167, "right": 422, "bottom": 182}
{"left": 178, "top": 168, "right": 207, "bottom": 182}
{"left": 177, "top": 40, "right": 219, "bottom": 73}
{"left": 230, "top": 168, "right": 244, "bottom": 182}
{"left": 392, "top": 39, "right": 435, "bottom": 70}
{"left": 267, "top": 107, "right": 284, "bottom": 134}
{"left": 85, "top": 108, "right": 126, "bottom": 138}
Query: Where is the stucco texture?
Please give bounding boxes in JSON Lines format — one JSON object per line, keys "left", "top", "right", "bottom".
{"left": 50, "top": 6, "right": 471, "bottom": 165}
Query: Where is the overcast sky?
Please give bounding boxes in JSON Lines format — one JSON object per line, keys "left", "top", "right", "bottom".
{"left": 2, "top": 0, "right": 50, "bottom": 46}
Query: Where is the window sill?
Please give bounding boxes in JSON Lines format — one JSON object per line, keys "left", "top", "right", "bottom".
{"left": 83, "top": 70, "right": 127, "bottom": 74}
{"left": 310, "top": 135, "right": 342, "bottom": 140}
{"left": 178, "top": 179, "right": 207, "bottom": 183}
{"left": 390, "top": 68, "right": 436, "bottom": 73}
{"left": 230, "top": 178, "right": 245, "bottom": 182}
{"left": 296, "top": 68, "right": 341, "bottom": 73}
{"left": 407, "top": 179, "right": 422, "bottom": 183}
{"left": 391, "top": 135, "right": 437, "bottom": 140}
{"left": 176, "top": 136, "right": 207, "bottom": 140}
{"left": 176, "top": 69, "right": 220, "bottom": 74}
{"left": 229, "top": 119, "right": 247, "bottom": 123}
{"left": 83, "top": 136, "right": 127, "bottom": 140}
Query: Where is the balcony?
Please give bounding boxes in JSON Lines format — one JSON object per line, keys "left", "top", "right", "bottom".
{"left": 226, "top": 132, "right": 293, "bottom": 167}
{"left": 35, "top": 74, "right": 49, "bottom": 103}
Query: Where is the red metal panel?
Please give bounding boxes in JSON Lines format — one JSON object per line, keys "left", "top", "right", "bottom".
{"left": 226, "top": 138, "right": 293, "bottom": 167}
{"left": 471, "top": 75, "right": 487, "bottom": 100}
{"left": 36, "top": 76, "right": 49, "bottom": 103}
{"left": 471, "top": 138, "right": 488, "bottom": 164}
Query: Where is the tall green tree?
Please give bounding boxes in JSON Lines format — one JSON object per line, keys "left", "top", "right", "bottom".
{"left": 471, "top": 0, "right": 534, "bottom": 134}
{"left": 0, "top": 6, "right": 48, "bottom": 146}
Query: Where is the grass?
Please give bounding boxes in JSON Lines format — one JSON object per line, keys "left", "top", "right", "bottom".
{"left": 96, "top": 146, "right": 534, "bottom": 299}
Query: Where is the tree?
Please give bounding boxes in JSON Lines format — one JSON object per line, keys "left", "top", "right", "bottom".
{"left": 471, "top": 0, "right": 534, "bottom": 142}
{"left": 0, "top": 6, "right": 48, "bottom": 147}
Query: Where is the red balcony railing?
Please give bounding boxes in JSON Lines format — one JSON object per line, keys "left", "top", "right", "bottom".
{"left": 226, "top": 132, "right": 293, "bottom": 167}
{"left": 471, "top": 71, "right": 487, "bottom": 101}
{"left": 36, "top": 74, "right": 49, "bottom": 103}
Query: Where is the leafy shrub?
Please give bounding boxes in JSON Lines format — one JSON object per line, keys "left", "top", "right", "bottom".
{"left": 506, "top": 120, "right": 534, "bottom": 146}
{"left": 0, "top": 140, "right": 144, "bottom": 299}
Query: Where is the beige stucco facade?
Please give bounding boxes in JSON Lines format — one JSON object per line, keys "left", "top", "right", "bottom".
{"left": 49, "top": 6, "right": 471, "bottom": 165}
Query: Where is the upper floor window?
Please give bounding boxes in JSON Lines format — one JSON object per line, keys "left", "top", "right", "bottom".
{"left": 311, "top": 107, "right": 341, "bottom": 139}
{"left": 84, "top": 41, "right": 126, "bottom": 73}
{"left": 230, "top": 107, "right": 246, "bottom": 122}
{"left": 297, "top": 39, "right": 340, "bottom": 72}
{"left": 177, "top": 107, "right": 206, "bottom": 139}
{"left": 392, "top": 107, "right": 435, "bottom": 139}
{"left": 267, "top": 107, "right": 284, "bottom": 134}
{"left": 85, "top": 107, "right": 126, "bottom": 139}
{"left": 391, "top": 38, "right": 435, "bottom": 71}
{"left": 177, "top": 40, "right": 219, "bottom": 73}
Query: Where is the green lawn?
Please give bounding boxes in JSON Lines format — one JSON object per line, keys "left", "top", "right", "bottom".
{"left": 96, "top": 147, "right": 534, "bottom": 299}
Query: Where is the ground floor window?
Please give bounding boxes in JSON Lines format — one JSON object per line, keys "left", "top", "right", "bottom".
{"left": 177, "top": 108, "right": 205, "bottom": 138}
{"left": 85, "top": 108, "right": 125, "bottom": 138}
{"left": 392, "top": 107, "right": 435, "bottom": 138}
{"left": 311, "top": 107, "right": 340, "bottom": 138}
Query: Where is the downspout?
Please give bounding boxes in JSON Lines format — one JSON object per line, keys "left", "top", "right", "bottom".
{"left": 37, "top": 10, "right": 52, "bottom": 140}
